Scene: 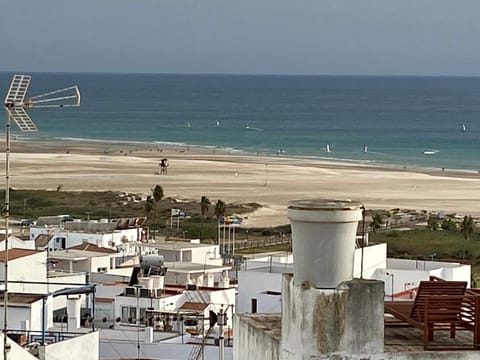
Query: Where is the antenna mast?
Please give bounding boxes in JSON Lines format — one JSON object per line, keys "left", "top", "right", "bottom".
{"left": 2, "top": 75, "right": 80, "bottom": 359}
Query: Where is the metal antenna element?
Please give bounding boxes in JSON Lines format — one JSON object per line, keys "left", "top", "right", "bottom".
{"left": 2, "top": 75, "right": 80, "bottom": 359}
{"left": 360, "top": 206, "right": 366, "bottom": 280}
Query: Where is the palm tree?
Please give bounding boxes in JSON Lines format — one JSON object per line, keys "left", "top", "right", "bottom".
{"left": 145, "top": 195, "right": 154, "bottom": 218}
{"left": 152, "top": 185, "right": 164, "bottom": 239}
{"left": 200, "top": 196, "right": 211, "bottom": 241}
{"left": 427, "top": 214, "right": 439, "bottom": 230}
{"left": 460, "top": 215, "right": 475, "bottom": 261}
{"left": 214, "top": 200, "right": 226, "bottom": 245}
{"left": 370, "top": 213, "right": 383, "bottom": 242}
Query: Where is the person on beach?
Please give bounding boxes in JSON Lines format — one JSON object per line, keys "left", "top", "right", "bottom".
{"left": 160, "top": 158, "right": 169, "bottom": 175}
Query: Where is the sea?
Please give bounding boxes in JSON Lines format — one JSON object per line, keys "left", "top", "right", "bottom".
{"left": 1, "top": 72, "right": 480, "bottom": 171}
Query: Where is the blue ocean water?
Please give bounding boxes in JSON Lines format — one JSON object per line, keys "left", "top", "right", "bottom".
{"left": 1, "top": 72, "right": 480, "bottom": 171}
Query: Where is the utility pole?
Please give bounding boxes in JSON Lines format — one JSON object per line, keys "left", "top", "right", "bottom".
{"left": 218, "top": 307, "right": 225, "bottom": 360}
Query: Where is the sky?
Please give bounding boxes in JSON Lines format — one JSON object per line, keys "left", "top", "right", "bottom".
{"left": 2, "top": 0, "right": 480, "bottom": 76}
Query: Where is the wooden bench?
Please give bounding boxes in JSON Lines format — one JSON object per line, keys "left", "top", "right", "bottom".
{"left": 384, "top": 280, "right": 472, "bottom": 349}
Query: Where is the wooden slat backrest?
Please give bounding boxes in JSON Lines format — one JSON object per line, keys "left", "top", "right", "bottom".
{"left": 410, "top": 281, "right": 467, "bottom": 322}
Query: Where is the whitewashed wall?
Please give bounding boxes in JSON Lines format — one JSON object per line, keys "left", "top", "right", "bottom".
{"left": 0, "top": 252, "right": 47, "bottom": 292}
{"left": 354, "top": 243, "right": 387, "bottom": 278}
{"left": 0, "top": 333, "right": 38, "bottom": 360}
{"left": 237, "top": 271, "right": 282, "bottom": 313}
{"left": 40, "top": 331, "right": 99, "bottom": 360}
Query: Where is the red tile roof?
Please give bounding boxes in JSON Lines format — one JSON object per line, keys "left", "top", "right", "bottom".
{"left": 35, "top": 234, "right": 53, "bottom": 248}
{"left": 69, "top": 243, "right": 117, "bottom": 254}
{"left": 178, "top": 301, "right": 208, "bottom": 311}
{"left": 0, "top": 249, "right": 39, "bottom": 261}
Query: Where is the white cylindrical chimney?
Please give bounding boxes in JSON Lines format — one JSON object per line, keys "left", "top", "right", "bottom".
{"left": 288, "top": 199, "right": 363, "bottom": 288}
{"left": 67, "top": 297, "right": 81, "bottom": 330}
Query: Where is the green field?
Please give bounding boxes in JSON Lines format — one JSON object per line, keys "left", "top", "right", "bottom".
{"left": 1, "top": 189, "right": 260, "bottom": 240}
{"left": 373, "top": 229, "right": 480, "bottom": 275}
{"left": 4, "top": 189, "right": 478, "bottom": 278}
{"left": 234, "top": 228, "right": 480, "bottom": 280}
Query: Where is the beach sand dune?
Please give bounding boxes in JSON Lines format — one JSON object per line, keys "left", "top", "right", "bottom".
{"left": 3, "top": 139, "right": 480, "bottom": 227}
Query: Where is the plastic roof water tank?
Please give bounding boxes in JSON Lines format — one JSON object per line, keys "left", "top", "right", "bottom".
{"left": 288, "top": 199, "right": 363, "bottom": 289}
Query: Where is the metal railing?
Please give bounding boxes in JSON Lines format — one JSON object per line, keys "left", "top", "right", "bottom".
{"left": 6, "top": 329, "right": 90, "bottom": 345}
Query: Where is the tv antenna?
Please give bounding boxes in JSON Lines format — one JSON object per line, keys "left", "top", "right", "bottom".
{"left": 2, "top": 75, "right": 80, "bottom": 359}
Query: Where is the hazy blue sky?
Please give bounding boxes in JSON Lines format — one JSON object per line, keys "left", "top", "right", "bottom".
{"left": 2, "top": 0, "right": 480, "bottom": 75}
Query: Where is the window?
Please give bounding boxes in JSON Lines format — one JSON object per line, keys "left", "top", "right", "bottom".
{"left": 121, "top": 306, "right": 147, "bottom": 324}
{"left": 121, "top": 307, "right": 130, "bottom": 322}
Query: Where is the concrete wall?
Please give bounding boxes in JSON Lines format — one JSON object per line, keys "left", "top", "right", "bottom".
{"left": 0, "top": 238, "right": 35, "bottom": 250}
{"left": 6, "top": 272, "right": 87, "bottom": 295}
{"left": 114, "top": 294, "right": 183, "bottom": 323}
{"left": 30, "top": 299, "right": 44, "bottom": 331}
{"left": 31, "top": 227, "right": 140, "bottom": 252}
{"left": 353, "top": 243, "right": 387, "bottom": 279}
{"left": 209, "top": 288, "right": 236, "bottom": 328}
{"left": 237, "top": 271, "right": 282, "bottom": 313}
{"left": 95, "top": 301, "right": 114, "bottom": 327}
{"left": 0, "top": 333, "right": 38, "bottom": 360}
{"left": 234, "top": 314, "right": 280, "bottom": 360}
{"left": 165, "top": 271, "right": 188, "bottom": 285}
{"left": 256, "top": 293, "right": 281, "bottom": 313}
{"left": 159, "top": 249, "right": 181, "bottom": 262}
{"left": 375, "top": 261, "right": 471, "bottom": 296}
{"left": 0, "top": 252, "right": 47, "bottom": 291}
{"left": 39, "top": 331, "right": 99, "bottom": 360}
{"left": 373, "top": 268, "right": 429, "bottom": 297}
{"left": 89, "top": 256, "right": 111, "bottom": 273}
{"left": 280, "top": 274, "right": 384, "bottom": 359}
{"left": 0, "top": 305, "right": 31, "bottom": 330}
{"left": 1, "top": 297, "right": 53, "bottom": 332}
{"left": 100, "top": 338, "right": 233, "bottom": 360}
{"left": 442, "top": 265, "right": 471, "bottom": 287}
{"left": 190, "top": 245, "right": 220, "bottom": 264}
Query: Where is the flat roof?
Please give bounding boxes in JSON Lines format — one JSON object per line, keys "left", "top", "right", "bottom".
{"left": 143, "top": 242, "right": 216, "bottom": 251}
{"left": 69, "top": 243, "right": 117, "bottom": 254}
{"left": 384, "top": 320, "right": 476, "bottom": 352}
{"left": 49, "top": 249, "right": 111, "bottom": 261}
{"left": 237, "top": 312, "right": 478, "bottom": 353}
{"left": 0, "top": 292, "right": 43, "bottom": 304}
{"left": 236, "top": 313, "right": 282, "bottom": 342}
{"left": 165, "top": 262, "right": 230, "bottom": 274}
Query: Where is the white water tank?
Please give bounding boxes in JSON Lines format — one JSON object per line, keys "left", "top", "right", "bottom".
{"left": 138, "top": 277, "right": 154, "bottom": 290}
{"left": 140, "top": 255, "right": 165, "bottom": 267}
{"left": 151, "top": 275, "right": 165, "bottom": 290}
{"left": 288, "top": 199, "right": 363, "bottom": 288}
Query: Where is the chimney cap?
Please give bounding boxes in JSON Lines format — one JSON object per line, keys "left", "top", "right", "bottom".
{"left": 288, "top": 199, "right": 363, "bottom": 211}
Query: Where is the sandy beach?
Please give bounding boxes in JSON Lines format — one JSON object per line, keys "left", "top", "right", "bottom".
{"left": 3, "top": 138, "right": 480, "bottom": 227}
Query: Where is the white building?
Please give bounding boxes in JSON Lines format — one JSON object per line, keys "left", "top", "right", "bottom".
{"left": 142, "top": 241, "right": 223, "bottom": 265}
{"left": 0, "top": 249, "right": 93, "bottom": 333}
{"left": 31, "top": 217, "right": 145, "bottom": 256}
{"left": 49, "top": 248, "right": 117, "bottom": 274}
{"left": 114, "top": 285, "right": 236, "bottom": 334}
{"left": 236, "top": 243, "right": 470, "bottom": 313}
{"left": 1, "top": 330, "right": 99, "bottom": 360}
{"left": 0, "top": 234, "right": 35, "bottom": 250}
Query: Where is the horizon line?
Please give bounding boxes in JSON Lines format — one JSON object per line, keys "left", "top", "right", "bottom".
{"left": 1, "top": 70, "right": 480, "bottom": 79}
